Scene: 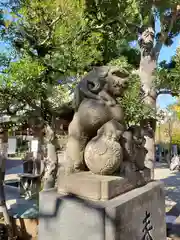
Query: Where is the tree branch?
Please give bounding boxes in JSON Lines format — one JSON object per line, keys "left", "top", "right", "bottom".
{"left": 42, "top": 63, "right": 65, "bottom": 74}
{"left": 160, "top": 6, "right": 179, "bottom": 43}
{"left": 153, "top": 5, "right": 179, "bottom": 59}
{"left": 157, "top": 89, "right": 178, "bottom": 96}
{"left": 40, "top": 14, "right": 62, "bottom": 46}
{"left": 152, "top": 39, "right": 163, "bottom": 60}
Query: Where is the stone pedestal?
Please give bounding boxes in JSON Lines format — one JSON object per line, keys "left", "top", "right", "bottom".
{"left": 39, "top": 181, "right": 166, "bottom": 240}
{"left": 57, "top": 169, "right": 151, "bottom": 201}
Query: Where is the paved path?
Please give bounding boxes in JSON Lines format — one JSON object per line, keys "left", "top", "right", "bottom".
{"left": 155, "top": 162, "right": 180, "bottom": 212}
{"left": 155, "top": 162, "right": 180, "bottom": 238}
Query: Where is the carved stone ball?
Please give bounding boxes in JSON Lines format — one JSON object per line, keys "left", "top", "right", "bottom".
{"left": 84, "top": 120, "right": 124, "bottom": 175}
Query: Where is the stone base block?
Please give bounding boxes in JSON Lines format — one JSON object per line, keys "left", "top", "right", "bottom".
{"left": 58, "top": 169, "right": 151, "bottom": 200}
{"left": 39, "top": 181, "right": 166, "bottom": 240}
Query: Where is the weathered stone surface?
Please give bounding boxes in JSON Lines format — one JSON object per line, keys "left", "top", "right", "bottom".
{"left": 84, "top": 120, "right": 124, "bottom": 175}
{"left": 105, "top": 181, "right": 166, "bottom": 240}
{"left": 65, "top": 66, "right": 129, "bottom": 175}
{"left": 58, "top": 169, "right": 150, "bottom": 201}
{"left": 39, "top": 181, "right": 166, "bottom": 240}
{"left": 120, "top": 160, "right": 151, "bottom": 185}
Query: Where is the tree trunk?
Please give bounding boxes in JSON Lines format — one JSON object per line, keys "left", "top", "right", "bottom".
{"left": 0, "top": 129, "right": 13, "bottom": 238}
{"left": 138, "top": 27, "right": 162, "bottom": 179}
{"left": 43, "top": 124, "right": 58, "bottom": 190}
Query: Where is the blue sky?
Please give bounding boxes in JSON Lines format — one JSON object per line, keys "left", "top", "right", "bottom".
{"left": 156, "top": 16, "right": 180, "bottom": 109}
{"left": 157, "top": 34, "right": 180, "bottom": 109}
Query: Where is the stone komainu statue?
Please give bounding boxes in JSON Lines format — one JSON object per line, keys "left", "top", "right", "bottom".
{"left": 64, "top": 66, "right": 147, "bottom": 176}
{"left": 73, "top": 66, "right": 129, "bottom": 111}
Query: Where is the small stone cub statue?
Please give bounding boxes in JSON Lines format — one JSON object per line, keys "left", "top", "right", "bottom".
{"left": 120, "top": 125, "right": 146, "bottom": 170}
{"left": 84, "top": 120, "right": 125, "bottom": 175}
{"left": 120, "top": 125, "right": 148, "bottom": 185}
